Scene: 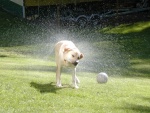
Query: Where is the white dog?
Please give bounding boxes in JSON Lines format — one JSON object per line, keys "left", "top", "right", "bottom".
{"left": 55, "top": 40, "right": 83, "bottom": 88}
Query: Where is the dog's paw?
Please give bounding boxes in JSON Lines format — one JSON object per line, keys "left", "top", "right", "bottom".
{"left": 73, "top": 85, "right": 79, "bottom": 89}
{"left": 74, "top": 85, "right": 79, "bottom": 89}
{"left": 56, "top": 84, "right": 62, "bottom": 88}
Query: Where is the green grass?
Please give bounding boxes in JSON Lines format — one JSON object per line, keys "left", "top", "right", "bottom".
{"left": 0, "top": 9, "right": 150, "bottom": 113}
{"left": 100, "top": 21, "right": 150, "bottom": 34}
{"left": 0, "top": 57, "right": 150, "bottom": 113}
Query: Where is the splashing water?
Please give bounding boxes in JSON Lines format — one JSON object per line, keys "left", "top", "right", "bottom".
{"left": 30, "top": 24, "right": 130, "bottom": 76}
{"left": 0, "top": 15, "right": 130, "bottom": 77}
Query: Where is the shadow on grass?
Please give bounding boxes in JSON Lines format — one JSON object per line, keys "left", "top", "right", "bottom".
{"left": 1, "top": 65, "right": 56, "bottom": 73}
{"left": 116, "top": 96, "right": 150, "bottom": 113}
{"left": 141, "top": 97, "right": 150, "bottom": 102}
{"left": 30, "top": 82, "right": 59, "bottom": 93}
{"left": 128, "top": 68, "right": 150, "bottom": 77}
{"left": 118, "top": 104, "right": 150, "bottom": 113}
{"left": 30, "top": 82, "right": 72, "bottom": 94}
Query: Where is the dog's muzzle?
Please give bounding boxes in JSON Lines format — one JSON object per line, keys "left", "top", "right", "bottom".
{"left": 73, "top": 60, "right": 79, "bottom": 66}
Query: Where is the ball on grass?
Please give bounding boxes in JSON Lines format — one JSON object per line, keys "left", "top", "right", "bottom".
{"left": 97, "top": 72, "right": 108, "bottom": 83}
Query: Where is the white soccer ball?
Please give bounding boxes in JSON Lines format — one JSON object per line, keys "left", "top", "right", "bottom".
{"left": 97, "top": 72, "right": 108, "bottom": 83}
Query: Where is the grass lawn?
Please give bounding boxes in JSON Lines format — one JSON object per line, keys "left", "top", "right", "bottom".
{"left": 0, "top": 9, "right": 150, "bottom": 113}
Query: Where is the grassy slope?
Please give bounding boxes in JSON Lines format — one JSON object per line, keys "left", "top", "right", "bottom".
{"left": 0, "top": 9, "right": 150, "bottom": 113}
{"left": 99, "top": 21, "right": 150, "bottom": 78}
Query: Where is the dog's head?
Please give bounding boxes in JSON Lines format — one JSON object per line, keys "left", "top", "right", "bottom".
{"left": 63, "top": 47, "right": 83, "bottom": 67}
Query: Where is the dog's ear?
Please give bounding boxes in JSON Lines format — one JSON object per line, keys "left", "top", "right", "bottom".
{"left": 64, "top": 47, "right": 72, "bottom": 53}
{"left": 80, "top": 53, "right": 84, "bottom": 59}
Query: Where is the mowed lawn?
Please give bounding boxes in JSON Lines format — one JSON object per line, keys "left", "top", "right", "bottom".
{"left": 0, "top": 9, "right": 150, "bottom": 113}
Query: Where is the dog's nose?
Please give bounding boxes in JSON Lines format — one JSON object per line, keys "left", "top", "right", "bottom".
{"left": 73, "top": 61, "right": 79, "bottom": 66}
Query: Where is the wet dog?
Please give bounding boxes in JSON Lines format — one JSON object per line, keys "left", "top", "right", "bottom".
{"left": 55, "top": 40, "right": 83, "bottom": 88}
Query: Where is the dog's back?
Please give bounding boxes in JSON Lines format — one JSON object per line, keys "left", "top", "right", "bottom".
{"left": 55, "top": 40, "right": 76, "bottom": 58}
{"left": 55, "top": 41, "right": 73, "bottom": 65}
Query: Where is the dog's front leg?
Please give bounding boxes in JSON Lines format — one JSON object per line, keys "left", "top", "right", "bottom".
{"left": 56, "top": 65, "right": 62, "bottom": 87}
{"left": 72, "top": 68, "right": 79, "bottom": 89}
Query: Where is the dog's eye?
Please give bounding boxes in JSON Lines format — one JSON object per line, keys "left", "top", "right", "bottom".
{"left": 72, "top": 55, "right": 75, "bottom": 57}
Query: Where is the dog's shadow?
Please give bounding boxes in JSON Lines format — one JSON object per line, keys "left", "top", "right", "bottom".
{"left": 30, "top": 82, "right": 71, "bottom": 93}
